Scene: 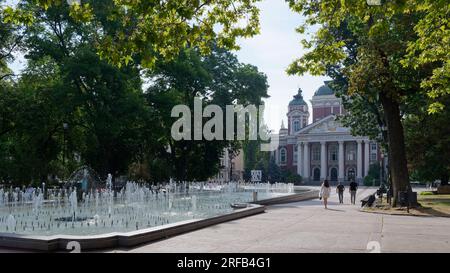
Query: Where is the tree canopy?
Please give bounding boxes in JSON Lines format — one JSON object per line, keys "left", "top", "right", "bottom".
{"left": 4, "top": 0, "right": 262, "bottom": 68}
{"left": 0, "top": 1, "right": 269, "bottom": 185}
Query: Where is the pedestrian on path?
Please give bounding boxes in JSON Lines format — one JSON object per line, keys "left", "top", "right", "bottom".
{"left": 319, "top": 180, "right": 331, "bottom": 209}
{"left": 349, "top": 179, "right": 358, "bottom": 205}
{"left": 336, "top": 182, "right": 345, "bottom": 204}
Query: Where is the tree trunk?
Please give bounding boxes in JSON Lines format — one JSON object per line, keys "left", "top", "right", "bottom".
{"left": 379, "top": 91, "right": 410, "bottom": 206}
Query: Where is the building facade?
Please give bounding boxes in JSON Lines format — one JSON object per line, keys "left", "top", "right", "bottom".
{"left": 273, "top": 81, "right": 381, "bottom": 185}
{"left": 216, "top": 149, "right": 245, "bottom": 182}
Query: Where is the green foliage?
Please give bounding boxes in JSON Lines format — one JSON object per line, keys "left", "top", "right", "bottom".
{"left": 401, "top": 1, "right": 450, "bottom": 113}
{"left": 405, "top": 96, "right": 450, "bottom": 185}
{"left": 266, "top": 157, "right": 281, "bottom": 183}
{"left": 364, "top": 163, "right": 380, "bottom": 186}
{"left": 146, "top": 47, "right": 268, "bottom": 181}
{"left": 363, "top": 176, "right": 372, "bottom": 187}
{"left": 6, "top": 0, "right": 262, "bottom": 69}
{"left": 282, "top": 170, "right": 302, "bottom": 184}
{"left": 286, "top": 0, "right": 449, "bottom": 113}
{"left": 0, "top": 2, "right": 269, "bottom": 184}
{"left": 0, "top": 3, "right": 23, "bottom": 81}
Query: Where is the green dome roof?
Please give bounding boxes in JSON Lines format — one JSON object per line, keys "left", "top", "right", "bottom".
{"left": 314, "top": 81, "right": 335, "bottom": 96}
{"left": 289, "top": 88, "right": 307, "bottom": 106}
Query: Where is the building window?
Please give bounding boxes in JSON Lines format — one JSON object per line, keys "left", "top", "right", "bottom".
{"left": 329, "top": 145, "right": 338, "bottom": 162}
{"left": 370, "top": 143, "right": 377, "bottom": 161}
{"left": 293, "top": 120, "right": 301, "bottom": 132}
{"left": 371, "top": 143, "right": 377, "bottom": 151}
{"left": 348, "top": 152, "right": 355, "bottom": 161}
{"left": 347, "top": 145, "right": 356, "bottom": 161}
{"left": 312, "top": 146, "right": 320, "bottom": 161}
{"left": 280, "top": 148, "right": 287, "bottom": 164}
{"left": 370, "top": 153, "right": 377, "bottom": 161}
{"left": 293, "top": 145, "right": 298, "bottom": 164}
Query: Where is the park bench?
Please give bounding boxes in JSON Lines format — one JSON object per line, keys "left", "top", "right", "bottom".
{"left": 361, "top": 194, "right": 376, "bottom": 207}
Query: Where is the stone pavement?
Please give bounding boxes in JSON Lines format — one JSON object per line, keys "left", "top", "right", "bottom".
{"left": 98, "top": 187, "right": 450, "bottom": 253}
{"left": 1, "top": 187, "right": 449, "bottom": 253}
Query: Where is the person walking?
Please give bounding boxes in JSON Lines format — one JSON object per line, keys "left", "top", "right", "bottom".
{"left": 336, "top": 182, "right": 345, "bottom": 204}
{"left": 349, "top": 179, "right": 358, "bottom": 205}
{"left": 319, "top": 180, "right": 331, "bottom": 209}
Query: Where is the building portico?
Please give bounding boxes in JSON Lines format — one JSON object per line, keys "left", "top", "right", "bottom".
{"left": 273, "top": 82, "right": 381, "bottom": 185}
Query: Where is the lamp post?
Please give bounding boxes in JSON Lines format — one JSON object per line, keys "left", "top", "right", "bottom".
{"left": 380, "top": 153, "right": 384, "bottom": 187}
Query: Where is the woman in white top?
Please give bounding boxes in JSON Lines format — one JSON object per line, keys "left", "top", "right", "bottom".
{"left": 320, "top": 180, "right": 331, "bottom": 209}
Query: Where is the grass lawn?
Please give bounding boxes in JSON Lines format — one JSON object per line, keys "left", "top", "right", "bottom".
{"left": 417, "top": 193, "right": 450, "bottom": 216}
{"left": 362, "top": 193, "right": 450, "bottom": 217}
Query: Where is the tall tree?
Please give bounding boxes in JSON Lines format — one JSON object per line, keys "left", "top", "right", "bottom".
{"left": 18, "top": 1, "right": 149, "bottom": 179}
{"left": 286, "top": 0, "right": 446, "bottom": 205}
{"left": 146, "top": 47, "right": 268, "bottom": 181}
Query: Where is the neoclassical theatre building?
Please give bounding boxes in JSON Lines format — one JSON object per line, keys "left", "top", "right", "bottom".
{"left": 273, "top": 81, "right": 381, "bottom": 184}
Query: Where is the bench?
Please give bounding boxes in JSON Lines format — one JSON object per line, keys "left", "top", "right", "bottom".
{"left": 361, "top": 194, "right": 376, "bottom": 207}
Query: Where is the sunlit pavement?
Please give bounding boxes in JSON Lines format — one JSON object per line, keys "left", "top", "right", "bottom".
{"left": 101, "top": 186, "right": 450, "bottom": 253}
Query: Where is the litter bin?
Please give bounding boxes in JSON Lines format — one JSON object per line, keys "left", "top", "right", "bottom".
{"left": 398, "top": 191, "right": 418, "bottom": 207}
{"left": 398, "top": 191, "right": 408, "bottom": 207}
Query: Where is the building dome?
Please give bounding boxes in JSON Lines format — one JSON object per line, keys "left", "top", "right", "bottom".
{"left": 314, "top": 81, "right": 334, "bottom": 96}
{"left": 289, "top": 88, "right": 307, "bottom": 106}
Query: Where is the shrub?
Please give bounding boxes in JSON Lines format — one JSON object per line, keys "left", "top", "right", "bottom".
{"left": 364, "top": 176, "right": 374, "bottom": 186}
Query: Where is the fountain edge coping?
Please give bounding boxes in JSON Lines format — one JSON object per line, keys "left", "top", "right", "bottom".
{"left": 0, "top": 188, "right": 318, "bottom": 252}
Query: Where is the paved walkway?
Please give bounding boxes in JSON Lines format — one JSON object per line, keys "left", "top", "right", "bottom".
{"left": 1, "top": 187, "right": 449, "bottom": 253}
{"left": 102, "top": 187, "right": 450, "bottom": 253}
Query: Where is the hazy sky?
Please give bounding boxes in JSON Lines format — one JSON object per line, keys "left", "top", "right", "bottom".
{"left": 235, "top": 0, "right": 329, "bottom": 131}
{"left": 8, "top": 0, "right": 329, "bottom": 132}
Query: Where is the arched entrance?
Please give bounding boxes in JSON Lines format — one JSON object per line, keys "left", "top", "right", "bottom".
{"left": 330, "top": 168, "right": 338, "bottom": 182}
{"left": 313, "top": 168, "right": 320, "bottom": 181}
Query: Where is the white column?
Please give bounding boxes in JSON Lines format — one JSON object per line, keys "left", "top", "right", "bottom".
{"left": 297, "top": 142, "right": 303, "bottom": 176}
{"left": 320, "top": 141, "right": 327, "bottom": 180}
{"left": 364, "top": 141, "right": 370, "bottom": 177}
{"left": 303, "top": 142, "right": 310, "bottom": 180}
{"left": 338, "top": 141, "right": 345, "bottom": 182}
{"left": 357, "top": 140, "right": 363, "bottom": 180}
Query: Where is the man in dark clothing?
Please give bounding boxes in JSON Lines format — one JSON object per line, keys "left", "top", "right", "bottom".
{"left": 336, "top": 182, "right": 345, "bottom": 204}
{"left": 349, "top": 180, "right": 358, "bottom": 205}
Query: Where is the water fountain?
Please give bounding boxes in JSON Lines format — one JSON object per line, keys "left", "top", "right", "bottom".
{"left": 65, "top": 166, "right": 104, "bottom": 192}
{"left": 0, "top": 169, "right": 316, "bottom": 250}
{"left": 0, "top": 180, "right": 299, "bottom": 236}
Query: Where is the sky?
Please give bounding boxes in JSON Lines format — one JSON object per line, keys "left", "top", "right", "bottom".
{"left": 8, "top": 0, "right": 329, "bottom": 132}
{"left": 235, "top": 0, "right": 329, "bottom": 131}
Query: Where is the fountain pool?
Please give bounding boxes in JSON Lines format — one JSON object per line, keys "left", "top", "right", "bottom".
{"left": 0, "top": 181, "right": 300, "bottom": 237}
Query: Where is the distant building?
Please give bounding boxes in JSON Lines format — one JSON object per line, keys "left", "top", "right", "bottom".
{"left": 216, "top": 149, "right": 244, "bottom": 182}
{"left": 273, "top": 81, "right": 381, "bottom": 185}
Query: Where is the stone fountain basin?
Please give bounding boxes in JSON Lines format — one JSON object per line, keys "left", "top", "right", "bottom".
{"left": 0, "top": 189, "right": 318, "bottom": 251}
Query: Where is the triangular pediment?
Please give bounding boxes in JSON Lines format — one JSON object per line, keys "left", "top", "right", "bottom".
{"left": 296, "top": 115, "right": 350, "bottom": 135}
